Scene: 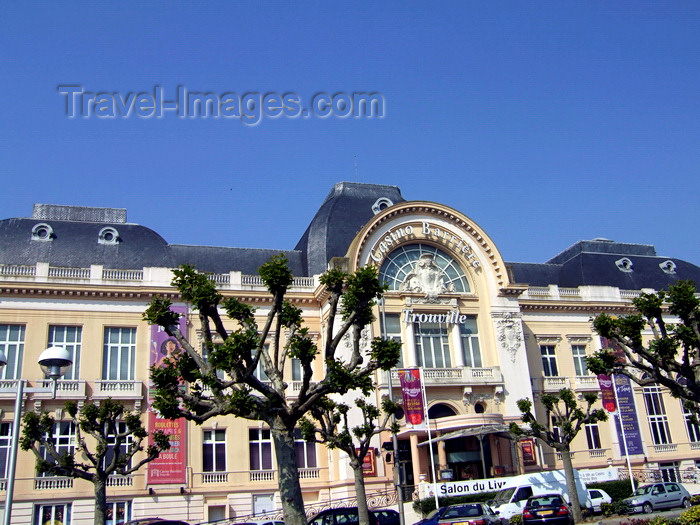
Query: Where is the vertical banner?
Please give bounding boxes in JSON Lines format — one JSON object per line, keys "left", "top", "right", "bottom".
{"left": 597, "top": 374, "right": 617, "bottom": 412}
{"left": 148, "top": 305, "right": 188, "bottom": 484}
{"left": 600, "top": 337, "right": 645, "bottom": 456}
{"left": 398, "top": 368, "right": 426, "bottom": 429}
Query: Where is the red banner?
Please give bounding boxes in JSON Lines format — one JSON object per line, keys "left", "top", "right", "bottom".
{"left": 398, "top": 368, "right": 426, "bottom": 429}
{"left": 147, "top": 305, "right": 188, "bottom": 484}
{"left": 597, "top": 374, "right": 616, "bottom": 412}
{"left": 357, "top": 447, "right": 377, "bottom": 477}
{"left": 521, "top": 438, "right": 537, "bottom": 466}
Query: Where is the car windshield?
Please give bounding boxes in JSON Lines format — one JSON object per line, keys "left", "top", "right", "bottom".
{"left": 491, "top": 487, "right": 516, "bottom": 505}
{"left": 442, "top": 505, "right": 482, "bottom": 519}
{"left": 633, "top": 486, "right": 652, "bottom": 496}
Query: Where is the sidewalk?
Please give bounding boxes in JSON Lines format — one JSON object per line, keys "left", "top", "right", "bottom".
{"left": 589, "top": 508, "right": 684, "bottom": 525}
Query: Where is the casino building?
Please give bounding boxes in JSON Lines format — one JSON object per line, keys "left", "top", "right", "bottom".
{"left": 0, "top": 182, "right": 698, "bottom": 524}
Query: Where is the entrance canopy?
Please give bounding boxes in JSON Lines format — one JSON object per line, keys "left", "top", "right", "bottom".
{"left": 418, "top": 424, "right": 514, "bottom": 446}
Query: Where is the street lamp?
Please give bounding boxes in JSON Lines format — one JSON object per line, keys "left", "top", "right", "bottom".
{"left": 0, "top": 346, "right": 72, "bottom": 525}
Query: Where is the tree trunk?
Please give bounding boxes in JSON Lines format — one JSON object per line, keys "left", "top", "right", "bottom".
{"left": 351, "top": 459, "right": 371, "bottom": 525}
{"left": 94, "top": 475, "right": 107, "bottom": 525}
{"left": 270, "top": 426, "right": 307, "bottom": 525}
{"left": 560, "top": 447, "right": 583, "bottom": 524}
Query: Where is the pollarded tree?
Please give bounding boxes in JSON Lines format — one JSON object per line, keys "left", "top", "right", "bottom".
{"left": 588, "top": 280, "right": 700, "bottom": 417}
{"left": 510, "top": 389, "right": 607, "bottom": 524}
{"left": 20, "top": 398, "right": 170, "bottom": 525}
{"left": 300, "top": 395, "right": 401, "bottom": 525}
{"left": 143, "top": 256, "right": 401, "bottom": 525}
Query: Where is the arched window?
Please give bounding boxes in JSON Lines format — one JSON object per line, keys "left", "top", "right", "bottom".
{"left": 428, "top": 403, "right": 456, "bottom": 419}
{"left": 379, "top": 244, "right": 469, "bottom": 293}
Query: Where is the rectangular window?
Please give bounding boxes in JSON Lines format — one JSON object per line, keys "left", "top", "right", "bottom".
{"left": 540, "top": 345, "right": 559, "bottom": 377}
{"left": 35, "top": 503, "right": 71, "bottom": 525}
{"left": 203, "top": 429, "right": 226, "bottom": 472}
{"left": 104, "top": 422, "right": 132, "bottom": 471}
{"left": 684, "top": 404, "right": 700, "bottom": 443}
{"left": 291, "top": 358, "right": 302, "bottom": 381}
{"left": 460, "top": 317, "right": 481, "bottom": 367}
{"left": 48, "top": 326, "right": 82, "bottom": 380}
{"left": 294, "top": 429, "right": 317, "bottom": 469}
{"left": 40, "top": 422, "right": 75, "bottom": 476}
{"left": 249, "top": 428, "right": 272, "bottom": 470}
{"left": 415, "top": 322, "right": 451, "bottom": 368}
{"left": 551, "top": 416, "right": 561, "bottom": 443}
{"left": 0, "top": 423, "right": 11, "bottom": 478}
{"left": 571, "top": 345, "right": 588, "bottom": 376}
{"left": 102, "top": 327, "right": 136, "bottom": 380}
{"left": 381, "top": 314, "right": 403, "bottom": 368}
{"left": 644, "top": 385, "right": 671, "bottom": 445}
{"left": 0, "top": 325, "right": 25, "bottom": 380}
{"left": 659, "top": 462, "right": 680, "bottom": 482}
{"left": 201, "top": 344, "right": 225, "bottom": 379}
{"left": 106, "top": 501, "right": 130, "bottom": 525}
{"left": 585, "top": 424, "right": 602, "bottom": 449}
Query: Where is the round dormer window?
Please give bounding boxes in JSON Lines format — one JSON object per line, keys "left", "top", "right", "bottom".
{"left": 98, "top": 227, "right": 120, "bottom": 245}
{"left": 372, "top": 197, "right": 394, "bottom": 215}
{"left": 31, "top": 223, "right": 54, "bottom": 242}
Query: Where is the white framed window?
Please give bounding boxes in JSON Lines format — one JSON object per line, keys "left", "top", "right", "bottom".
{"left": 585, "top": 424, "right": 602, "bottom": 449}
{"left": 415, "top": 322, "right": 451, "bottom": 368}
{"left": 0, "top": 325, "right": 25, "bottom": 380}
{"left": 104, "top": 422, "right": 132, "bottom": 471}
{"left": 659, "top": 462, "right": 680, "bottom": 482}
{"left": 39, "top": 422, "right": 75, "bottom": 476}
{"left": 34, "top": 503, "right": 71, "bottom": 525}
{"left": 294, "top": 429, "right": 316, "bottom": 469}
{"left": 105, "top": 501, "right": 130, "bottom": 525}
{"left": 48, "top": 326, "right": 82, "bottom": 380}
{"left": 571, "top": 345, "right": 588, "bottom": 376}
{"left": 540, "top": 345, "right": 559, "bottom": 377}
{"left": 249, "top": 428, "right": 272, "bottom": 470}
{"left": 102, "top": 327, "right": 136, "bottom": 380}
{"left": 381, "top": 313, "right": 403, "bottom": 368}
{"left": 644, "top": 384, "right": 671, "bottom": 445}
{"left": 460, "top": 318, "right": 481, "bottom": 367}
{"left": 291, "top": 358, "right": 302, "bottom": 381}
{"left": 203, "top": 429, "right": 226, "bottom": 472}
{"left": 0, "top": 422, "right": 11, "bottom": 478}
{"left": 683, "top": 404, "right": 700, "bottom": 443}
{"left": 379, "top": 244, "right": 470, "bottom": 292}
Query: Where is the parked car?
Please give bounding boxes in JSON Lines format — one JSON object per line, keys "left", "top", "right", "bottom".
{"left": 124, "top": 518, "right": 189, "bottom": 525}
{"left": 623, "top": 482, "right": 692, "bottom": 514}
{"left": 373, "top": 509, "right": 400, "bottom": 525}
{"left": 413, "top": 507, "right": 449, "bottom": 525}
{"left": 308, "top": 507, "right": 378, "bottom": 525}
{"left": 521, "top": 494, "right": 573, "bottom": 525}
{"left": 587, "top": 488, "right": 612, "bottom": 513}
{"left": 238, "top": 520, "right": 285, "bottom": 525}
{"left": 436, "top": 503, "right": 500, "bottom": 525}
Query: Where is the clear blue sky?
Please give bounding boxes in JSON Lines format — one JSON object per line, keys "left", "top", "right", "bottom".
{"left": 1, "top": 2, "right": 698, "bottom": 265}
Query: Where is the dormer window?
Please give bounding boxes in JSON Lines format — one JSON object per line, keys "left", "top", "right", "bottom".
{"left": 372, "top": 197, "right": 394, "bottom": 215}
{"left": 659, "top": 260, "right": 676, "bottom": 275}
{"left": 31, "top": 223, "right": 54, "bottom": 242}
{"left": 98, "top": 227, "right": 120, "bottom": 245}
{"left": 615, "top": 257, "right": 633, "bottom": 273}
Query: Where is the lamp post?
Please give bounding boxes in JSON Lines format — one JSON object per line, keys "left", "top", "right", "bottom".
{"left": 1, "top": 346, "right": 72, "bottom": 525}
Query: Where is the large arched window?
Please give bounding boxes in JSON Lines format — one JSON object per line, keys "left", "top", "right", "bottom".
{"left": 379, "top": 244, "right": 469, "bottom": 293}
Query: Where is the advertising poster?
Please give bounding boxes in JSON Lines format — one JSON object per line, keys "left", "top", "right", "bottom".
{"left": 597, "top": 374, "right": 617, "bottom": 412}
{"left": 520, "top": 438, "right": 537, "bottom": 466}
{"left": 398, "top": 368, "right": 426, "bottom": 429}
{"left": 599, "top": 337, "right": 645, "bottom": 456}
{"left": 357, "top": 447, "right": 377, "bottom": 477}
{"left": 147, "top": 305, "right": 188, "bottom": 484}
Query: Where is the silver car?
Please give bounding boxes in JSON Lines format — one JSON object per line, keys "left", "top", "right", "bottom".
{"left": 623, "top": 482, "right": 692, "bottom": 514}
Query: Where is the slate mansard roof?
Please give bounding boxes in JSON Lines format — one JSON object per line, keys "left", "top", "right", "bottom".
{"left": 0, "top": 189, "right": 697, "bottom": 290}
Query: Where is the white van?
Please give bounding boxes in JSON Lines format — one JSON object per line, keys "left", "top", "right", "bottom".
{"left": 488, "top": 469, "right": 591, "bottom": 522}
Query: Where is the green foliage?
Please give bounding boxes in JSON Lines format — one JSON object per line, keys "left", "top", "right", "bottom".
{"left": 587, "top": 480, "right": 635, "bottom": 501}
{"left": 508, "top": 514, "right": 522, "bottom": 525}
{"left": 143, "top": 295, "right": 181, "bottom": 328}
{"left": 599, "top": 502, "right": 615, "bottom": 516}
{"left": 589, "top": 280, "right": 700, "bottom": 415}
{"left": 172, "top": 264, "right": 222, "bottom": 312}
{"left": 258, "top": 254, "right": 294, "bottom": 298}
{"left": 341, "top": 266, "right": 387, "bottom": 324}
{"left": 678, "top": 505, "right": 700, "bottom": 525}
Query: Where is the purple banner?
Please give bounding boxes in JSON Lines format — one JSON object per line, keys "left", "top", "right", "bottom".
{"left": 600, "top": 337, "right": 644, "bottom": 456}
{"left": 148, "top": 305, "right": 188, "bottom": 484}
{"left": 597, "top": 374, "right": 616, "bottom": 413}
